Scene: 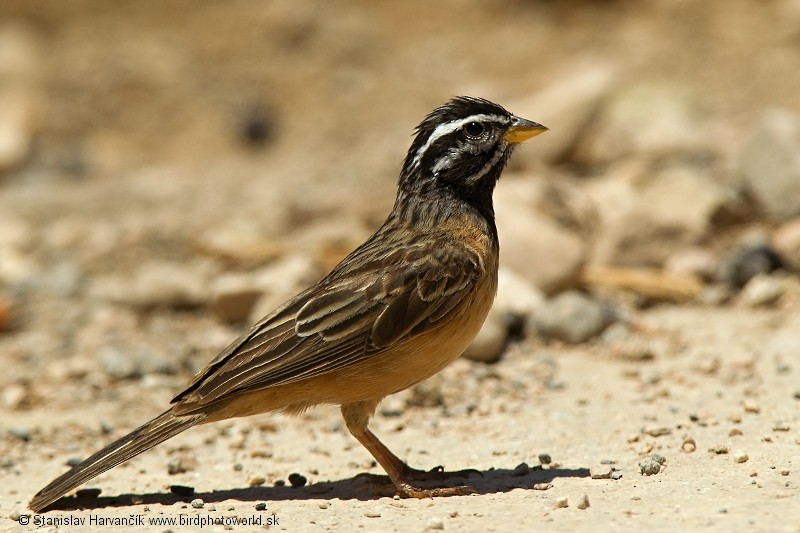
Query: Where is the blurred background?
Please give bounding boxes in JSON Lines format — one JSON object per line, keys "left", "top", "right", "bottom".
{"left": 2, "top": 0, "right": 800, "bottom": 404}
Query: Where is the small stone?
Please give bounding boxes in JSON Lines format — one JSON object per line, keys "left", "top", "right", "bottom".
{"left": 191, "top": 498, "right": 204, "bottom": 509}
{"left": 773, "top": 422, "right": 790, "bottom": 432}
{"left": 364, "top": 511, "right": 381, "bottom": 518}
{"left": 708, "top": 445, "right": 730, "bottom": 454}
{"left": 781, "top": 469, "right": 790, "bottom": 476}
{"left": 744, "top": 400, "right": 761, "bottom": 414}
{"left": 168, "top": 456, "right": 196, "bottom": 475}
{"left": 590, "top": 465, "right": 613, "bottom": 479}
{"left": 75, "top": 488, "right": 101, "bottom": 498}
{"left": 729, "top": 428, "right": 743, "bottom": 437}
{"left": 722, "top": 246, "right": 784, "bottom": 288}
{"left": 610, "top": 472, "right": 623, "bottom": 480}
{"left": 533, "top": 483, "right": 553, "bottom": 491}
{"left": 639, "top": 458, "right": 661, "bottom": 476}
{"left": 288, "top": 472, "right": 307, "bottom": 487}
{"left": 426, "top": 517, "right": 445, "bottom": 530}
{"left": 554, "top": 496, "right": 569, "bottom": 509}
{"left": 576, "top": 494, "right": 590, "bottom": 510}
{"left": 169, "top": 485, "right": 195, "bottom": 496}
{"left": 512, "top": 462, "right": 531, "bottom": 477}
{"left": 734, "top": 452, "right": 749, "bottom": 464}
{"left": 248, "top": 474, "right": 266, "bottom": 486}
{"left": 739, "top": 274, "right": 785, "bottom": 308}
{"left": 643, "top": 426, "right": 672, "bottom": 437}
{"left": 538, "top": 453, "right": 552, "bottom": 465}
{"left": 530, "top": 291, "right": 611, "bottom": 344}
{"left": 212, "top": 274, "right": 263, "bottom": 324}
{"left": 682, "top": 437, "right": 697, "bottom": 453}
{"left": 8, "top": 510, "right": 22, "bottom": 521}
{"left": 773, "top": 217, "right": 800, "bottom": 270}
{"left": 255, "top": 502, "right": 267, "bottom": 511}
{"left": 319, "top": 502, "right": 329, "bottom": 509}
{"left": 651, "top": 454, "right": 667, "bottom": 465}
{"left": 8, "top": 427, "right": 30, "bottom": 441}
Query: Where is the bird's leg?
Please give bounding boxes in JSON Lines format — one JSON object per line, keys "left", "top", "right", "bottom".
{"left": 341, "top": 402, "right": 476, "bottom": 498}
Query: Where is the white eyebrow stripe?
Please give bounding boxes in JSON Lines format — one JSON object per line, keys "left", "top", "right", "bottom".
{"left": 411, "top": 113, "right": 509, "bottom": 168}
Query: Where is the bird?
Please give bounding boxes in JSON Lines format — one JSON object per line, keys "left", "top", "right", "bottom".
{"left": 29, "top": 96, "right": 547, "bottom": 512}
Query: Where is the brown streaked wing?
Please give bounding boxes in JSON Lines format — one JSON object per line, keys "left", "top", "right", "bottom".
{"left": 171, "top": 240, "right": 482, "bottom": 412}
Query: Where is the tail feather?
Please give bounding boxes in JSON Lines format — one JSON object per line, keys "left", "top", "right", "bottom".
{"left": 29, "top": 409, "right": 206, "bottom": 513}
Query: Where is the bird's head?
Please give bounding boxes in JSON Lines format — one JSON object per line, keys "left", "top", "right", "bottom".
{"left": 399, "top": 96, "right": 547, "bottom": 200}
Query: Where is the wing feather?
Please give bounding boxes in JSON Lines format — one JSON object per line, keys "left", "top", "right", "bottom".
{"left": 172, "top": 236, "right": 483, "bottom": 411}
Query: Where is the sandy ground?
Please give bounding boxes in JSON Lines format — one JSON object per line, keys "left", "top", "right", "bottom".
{"left": 3, "top": 305, "right": 799, "bottom": 532}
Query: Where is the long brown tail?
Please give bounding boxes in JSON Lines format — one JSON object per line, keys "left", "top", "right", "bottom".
{"left": 29, "top": 409, "right": 206, "bottom": 513}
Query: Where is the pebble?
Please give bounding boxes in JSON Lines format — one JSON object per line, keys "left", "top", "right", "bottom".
{"left": 781, "top": 469, "right": 790, "bottom": 476}
{"left": 739, "top": 274, "right": 785, "bottom": 308}
{"left": 611, "top": 472, "right": 623, "bottom": 480}
{"left": 773, "top": 422, "right": 790, "bottom": 432}
{"left": 554, "top": 496, "right": 569, "bottom": 509}
{"left": 744, "top": 400, "right": 761, "bottom": 414}
{"left": 576, "top": 494, "right": 591, "bottom": 510}
{"left": 255, "top": 502, "right": 268, "bottom": 511}
{"left": 682, "top": 437, "right": 697, "bottom": 453}
{"left": 75, "top": 488, "right": 102, "bottom": 498}
{"left": 729, "top": 428, "right": 743, "bottom": 437}
{"left": 168, "top": 456, "right": 196, "bottom": 475}
{"left": 512, "top": 462, "right": 531, "bottom": 477}
{"left": 1, "top": 384, "right": 28, "bottom": 410}
{"left": 426, "top": 517, "right": 445, "bottom": 530}
{"left": 533, "top": 483, "right": 553, "bottom": 491}
{"left": 639, "top": 458, "right": 662, "bottom": 476}
{"left": 529, "top": 290, "right": 611, "bottom": 344}
{"left": 248, "top": 474, "right": 267, "bottom": 486}
{"left": 8, "top": 510, "right": 23, "bottom": 521}
{"left": 643, "top": 426, "right": 672, "bottom": 437}
{"left": 538, "top": 453, "right": 552, "bottom": 465}
{"left": 191, "top": 498, "right": 204, "bottom": 509}
{"left": 364, "top": 511, "right": 381, "bottom": 518}
{"left": 708, "top": 445, "right": 730, "bottom": 454}
{"left": 722, "top": 245, "right": 784, "bottom": 288}
{"left": 170, "top": 485, "right": 195, "bottom": 496}
{"left": 288, "top": 472, "right": 307, "bottom": 487}
{"left": 590, "top": 465, "right": 613, "bottom": 479}
{"left": 211, "top": 273, "right": 263, "bottom": 324}
{"left": 734, "top": 452, "right": 749, "bottom": 464}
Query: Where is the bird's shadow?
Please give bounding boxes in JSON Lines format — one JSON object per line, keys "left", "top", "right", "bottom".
{"left": 37, "top": 465, "right": 590, "bottom": 512}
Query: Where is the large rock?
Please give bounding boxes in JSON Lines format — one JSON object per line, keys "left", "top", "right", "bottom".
{"left": 588, "top": 164, "right": 735, "bottom": 267}
{"left": 574, "top": 83, "right": 711, "bottom": 165}
{"left": 506, "top": 60, "right": 618, "bottom": 166}
{"left": 738, "top": 108, "right": 800, "bottom": 220}
{"left": 494, "top": 175, "right": 589, "bottom": 295}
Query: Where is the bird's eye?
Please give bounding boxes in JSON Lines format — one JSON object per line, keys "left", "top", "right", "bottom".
{"left": 464, "top": 122, "right": 485, "bottom": 137}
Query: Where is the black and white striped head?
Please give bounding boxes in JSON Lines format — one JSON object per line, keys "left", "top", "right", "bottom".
{"left": 399, "top": 97, "right": 547, "bottom": 198}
